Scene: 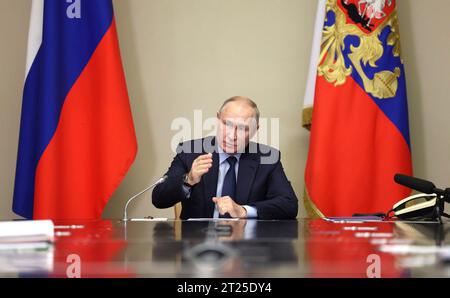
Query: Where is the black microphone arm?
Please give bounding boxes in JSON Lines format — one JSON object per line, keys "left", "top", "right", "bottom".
{"left": 394, "top": 174, "right": 448, "bottom": 200}
{"left": 394, "top": 174, "right": 436, "bottom": 194}
{"left": 122, "top": 175, "right": 168, "bottom": 221}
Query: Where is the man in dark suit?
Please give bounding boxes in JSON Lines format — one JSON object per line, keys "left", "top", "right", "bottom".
{"left": 152, "top": 96, "right": 298, "bottom": 219}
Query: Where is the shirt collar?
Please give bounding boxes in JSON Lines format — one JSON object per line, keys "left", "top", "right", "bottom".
{"left": 217, "top": 144, "right": 241, "bottom": 164}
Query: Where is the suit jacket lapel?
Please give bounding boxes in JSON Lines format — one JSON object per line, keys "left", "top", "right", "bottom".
{"left": 235, "top": 153, "right": 258, "bottom": 205}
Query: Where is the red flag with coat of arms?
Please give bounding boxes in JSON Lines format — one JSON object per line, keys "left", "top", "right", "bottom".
{"left": 303, "top": 0, "right": 412, "bottom": 217}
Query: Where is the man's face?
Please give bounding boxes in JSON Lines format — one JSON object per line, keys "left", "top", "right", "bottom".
{"left": 216, "top": 102, "right": 258, "bottom": 154}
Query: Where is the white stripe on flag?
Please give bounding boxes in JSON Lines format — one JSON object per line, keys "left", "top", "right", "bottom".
{"left": 25, "top": 0, "right": 44, "bottom": 79}
{"left": 303, "top": 0, "right": 326, "bottom": 110}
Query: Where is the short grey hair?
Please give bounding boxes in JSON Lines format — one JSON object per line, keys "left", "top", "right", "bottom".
{"left": 218, "top": 96, "right": 260, "bottom": 123}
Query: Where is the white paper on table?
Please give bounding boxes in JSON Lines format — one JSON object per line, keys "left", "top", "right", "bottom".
{"left": 0, "top": 220, "right": 54, "bottom": 243}
{"left": 129, "top": 218, "right": 168, "bottom": 222}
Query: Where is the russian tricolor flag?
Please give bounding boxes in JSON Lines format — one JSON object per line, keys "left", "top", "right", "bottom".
{"left": 304, "top": 0, "right": 412, "bottom": 217}
{"left": 13, "top": 0, "right": 137, "bottom": 220}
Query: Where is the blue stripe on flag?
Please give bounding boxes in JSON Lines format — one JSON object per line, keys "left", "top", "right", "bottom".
{"left": 342, "top": 28, "right": 410, "bottom": 148}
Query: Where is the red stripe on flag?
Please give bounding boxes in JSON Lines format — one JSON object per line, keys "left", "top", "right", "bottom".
{"left": 305, "top": 75, "right": 412, "bottom": 216}
{"left": 33, "top": 19, "right": 137, "bottom": 220}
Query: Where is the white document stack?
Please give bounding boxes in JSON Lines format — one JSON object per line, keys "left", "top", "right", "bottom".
{"left": 0, "top": 220, "right": 54, "bottom": 275}
{"left": 0, "top": 220, "right": 54, "bottom": 244}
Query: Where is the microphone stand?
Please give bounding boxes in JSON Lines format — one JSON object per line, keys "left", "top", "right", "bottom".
{"left": 432, "top": 188, "right": 450, "bottom": 224}
{"left": 122, "top": 175, "right": 167, "bottom": 221}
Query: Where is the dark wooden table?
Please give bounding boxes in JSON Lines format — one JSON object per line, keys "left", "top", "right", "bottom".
{"left": 2, "top": 219, "right": 450, "bottom": 278}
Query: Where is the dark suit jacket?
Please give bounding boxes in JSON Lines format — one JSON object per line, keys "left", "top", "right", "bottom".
{"left": 152, "top": 137, "right": 298, "bottom": 220}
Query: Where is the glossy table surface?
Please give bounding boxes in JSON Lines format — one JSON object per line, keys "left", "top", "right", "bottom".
{"left": 1, "top": 218, "right": 450, "bottom": 278}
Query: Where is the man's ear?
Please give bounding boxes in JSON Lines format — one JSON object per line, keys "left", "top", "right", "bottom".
{"left": 216, "top": 112, "right": 220, "bottom": 119}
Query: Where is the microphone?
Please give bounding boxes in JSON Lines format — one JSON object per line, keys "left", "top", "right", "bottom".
{"left": 394, "top": 174, "right": 436, "bottom": 194}
{"left": 122, "top": 175, "right": 168, "bottom": 221}
{"left": 394, "top": 174, "right": 446, "bottom": 196}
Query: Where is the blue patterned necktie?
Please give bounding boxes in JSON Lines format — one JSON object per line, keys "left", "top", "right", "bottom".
{"left": 219, "top": 156, "right": 237, "bottom": 218}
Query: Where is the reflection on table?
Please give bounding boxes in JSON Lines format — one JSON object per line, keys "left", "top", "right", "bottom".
{"left": 1, "top": 219, "right": 450, "bottom": 278}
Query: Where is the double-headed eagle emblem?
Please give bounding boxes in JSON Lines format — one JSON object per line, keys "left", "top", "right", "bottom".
{"left": 318, "top": 0, "right": 402, "bottom": 99}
